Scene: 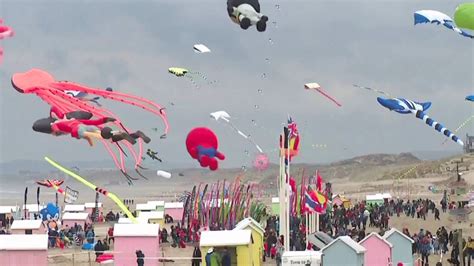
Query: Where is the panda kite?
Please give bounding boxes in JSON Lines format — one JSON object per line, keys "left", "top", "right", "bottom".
{"left": 227, "top": 0, "right": 268, "bottom": 32}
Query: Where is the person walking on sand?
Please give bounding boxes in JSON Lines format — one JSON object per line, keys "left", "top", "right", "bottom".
{"left": 136, "top": 250, "right": 145, "bottom": 266}
{"left": 192, "top": 246, "right": 202, "bottom": 266}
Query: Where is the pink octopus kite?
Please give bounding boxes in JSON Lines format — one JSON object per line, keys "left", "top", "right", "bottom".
{"left": 12, "top": 69, "right": 170, "bottom": 183}
{"left": 0, "top": 19, "right": 14, "bottom": 64}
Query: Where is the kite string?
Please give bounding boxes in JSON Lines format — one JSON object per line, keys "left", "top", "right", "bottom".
{"left": 442, "top": 115, "right": 474, "bottom": 145}
{"left": 226, "top": 120, "right": 264, "bottom": 153}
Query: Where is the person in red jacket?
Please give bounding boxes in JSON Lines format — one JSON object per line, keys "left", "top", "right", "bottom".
{"left": 270, "top": 244, "right": 277, "bottom": 259}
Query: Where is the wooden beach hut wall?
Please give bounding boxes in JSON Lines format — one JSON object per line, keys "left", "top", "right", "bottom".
{"left": 61, "top": 212, "right": 90, "bottom": 229}
{"left": 0, "top": 234, "right": 48, "bottom": 266}
{"left": 164, "top": 202, "right": 184, "bottom": 221}
{"left": 84, "top": 202, "right": 103, "bottom": 216}
{"left": 383, "top": 228, "right": 414, "bottom": 266}
{"left": 138, "top": 211, "right": 165, "bottom": 226}
{"left": 359, "top": 232, "right": 393, "bottom": 266}
{"left": 200, "top": 230, "right": 254, "bottom": 266}
{"left": 23, "top": 204, "right": 45, "bottom": 220}
{"left": 271, "top": 197, "right": 279, "bottom": 215}
{"left": 114, "top": 223, "right": 160, "bottom": 266}
{"left": 233, "top": 217, "right": 265, "bottom": 266}
{"left": 147, "top": 201, "right": 165, "bottom": 212}
{"left": 63, "top": 204, "right": 85, "bottom": 213}
{"left": 10, "top": 220, "right": 46, "bottom": 235}
{"left": 321, "top": 236, "right": 366, "bottom": 266}
{"left": 366, "top": 194, "right": 384, "bottom": 207}
{"left": 135, "top": 203, "right": 155, "bottom": 216}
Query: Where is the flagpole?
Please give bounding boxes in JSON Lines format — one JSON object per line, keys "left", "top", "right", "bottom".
{"left": 316, "top": 213, "right": 319, "bottom": 232}
{"left": 285, "top": 128, "right": 291, "bottom": 251}
{"left": 279, "top": 149, "right": 285, "bottom": 245}
{"left": 305, "top": 212, "right": 309, "bottom": 248}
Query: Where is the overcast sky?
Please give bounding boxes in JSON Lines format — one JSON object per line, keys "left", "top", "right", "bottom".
{"left": 0, "top": 0, "right": 472, "bottom": 169}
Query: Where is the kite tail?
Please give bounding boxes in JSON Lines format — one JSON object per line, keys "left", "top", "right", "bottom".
{"left": 185, "top": 75, "right": 199, "bottom": 89}
{"left": 189, "top": 72, "right": 214, "bottom": 85}
{"left": 442, "top": 115, "right": 474, "bottom": 145}
{"left": 415, "top": 111, "right": 464, "bottom": 146}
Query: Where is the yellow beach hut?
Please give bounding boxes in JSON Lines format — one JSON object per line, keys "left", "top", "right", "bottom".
{"left": 138, "top": 211, "right": 164, "bottom": 227}
{"left": 233, "top": 217, "right": 264, "bottom": 266}
{"left": 200, "top": 230, "right": 254, "bottom": 266}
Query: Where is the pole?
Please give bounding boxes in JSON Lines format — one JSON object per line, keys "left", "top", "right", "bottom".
{"left": 316, "top": 213, "right": 319, "bottom": 232}
{"left": 285, "top": 131, "right": 291, "bottom": 251}
{"left": 305, "top": 213, "right": 309, "bottom": 248}
{"left": 279, "top": 154, "right": 285, "bottom": 242}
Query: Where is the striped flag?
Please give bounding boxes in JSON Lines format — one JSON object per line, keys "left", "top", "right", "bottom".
{"left": 305, "top": 188, "right": 328, "bottom": 214}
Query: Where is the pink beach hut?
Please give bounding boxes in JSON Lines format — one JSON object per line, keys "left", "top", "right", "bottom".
{"left": 61, "top": 212, "right": 90, "bottom": 229}
{"left": 114, "top": 223, "right": 160, "bottom": 266}
{"left": 0, "top": 234, "right": 48, "bottom": 266}
{"left": 10, "top": 220, "right": 46, "bottom": 235}
{"left": 359, "top": 232, "right": 393, "bottom": 266}
{"left": 164, "top": 202, "right": 184, "bottom": 221}
{"left": 84, "top": 202, "right": 103, "bottom": 216}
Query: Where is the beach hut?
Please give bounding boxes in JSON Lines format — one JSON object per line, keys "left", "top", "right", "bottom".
{"left": 359, "top": 232, "right": 393, "bottom": 266}
{"left": 366, "top": 194, "right": 384, "bottom": 207}
{"left": 63, "top": 204, "right": 85, "bottom": 213}
{"left": 271, "top": 197, "right": 279, "bottom": 215}
{"left": 200, "top": 230, "right": 254, "bottom": 266}
{"left": 61, "top": 212, "right": 90, "bottom": 228}
{"left": 0, "top": 234, "right": 48, "bottom": 266}
{"left": 233, "top": 217, "right": 265, "bottom": 266}
{"left": 84, "top": 202, "right": 103, "bottom": 216}
{"left": 321, "top": 236, "right": 366, "bottom": 266}
{"left": 383, "top": 228, "right": 414, "bottom": 266}
{"left": 22, "top": 204, "right": 45, "bottom": 220}
{"left": 332, "top": 194, "right": 351, "bottom": 209}
{"left": 138, "top": 211, "right": 164, "bottom": 226}
{"left": 10, "top": 220, "right": 46, "bottom": 235}
{"left": 135, "top": 203, "right": 155, "bottom": 215}
{"left": 308, "top": 231, "right": 334, "bottom": 250}
{"left": 147, "top": 200, "right": 165, "bottom": 211}
{"left": 114, "top": 223, "right": 160, "bottom": 266}
{"left": 164, "top": 202, "right": 184, "bottom": 222}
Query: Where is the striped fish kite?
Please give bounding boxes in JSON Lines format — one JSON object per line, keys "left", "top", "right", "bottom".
{"left": 377, "top": 97, "right": 463, "bottom": 146}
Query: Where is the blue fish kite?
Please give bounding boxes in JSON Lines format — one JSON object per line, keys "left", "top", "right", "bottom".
{"left": 414, "top": 10, "right": 473, "bottom": 39}
{"left": 377, "top": 97, "right": 464, "bottom": 146}
{"left": 466, "top": 95, "right": 474, "bottom": 102}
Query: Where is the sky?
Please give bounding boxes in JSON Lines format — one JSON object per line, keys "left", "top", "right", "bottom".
{"left": 0, "top": 0, "right": 472, "bottom": 169}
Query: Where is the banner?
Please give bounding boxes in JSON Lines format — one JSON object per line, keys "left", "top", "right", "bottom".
{"left": 64, "top": 186, "right": 79, "bottom": 203}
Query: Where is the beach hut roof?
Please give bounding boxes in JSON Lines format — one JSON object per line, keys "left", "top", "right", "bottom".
{"left": 84, "top": 202, "right": 103, "bottom": 208}
{"left": 62, "top": 212, "right": 89, "bottom": 220}
{"left": 138, "top": 211, "right": 164, "bottom": 220}
{"left": 114, "top": 223, "right": 159, "bottom": 237}
{"left": 136, "top": 203, "right": 155, "bottom": 211}
{"left": 359, "top": 232, "right": 393, "bottom": 248}
{"left": 0, "top": 206, "right": 17, "bottom": 214}
{"left": 23, "top": 204, "right": 45, "bottom": 212}
{"left": 233, "top": 217, "right": 265, "bottom": 236}
{"left": 63, "top": 204, "right": 85, "bottom": 212}
{"left": 272, "top": 197, "right": 279, "bottom": 203}
{"left": 0, "top": 234, "right": 48, "bottom": 250}
{"left": 164, "top": 202, "right": 184, "bottom": 209}
{"left": 118, "top": 217, "right": 149, "bottom": 224}
{"left": 322, "top": 236, "right": 366, "bottom": 254}
{"left": 383, "top": 228, "right": 414, "bottom": 244}
{"left": 10, "top": 219, "right": 43, "bottom": 230}
{"left": 147, "top": 200, "right": 165, "bottom": 207}
{"left": 200, "top": 230, "right": 252, "bottom": 247}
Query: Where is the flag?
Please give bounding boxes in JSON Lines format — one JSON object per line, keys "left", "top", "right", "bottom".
{"left": 305, "top": 188, "right": 328, "bottom": 214}
{"left": 24, "top": 187, "right": 28, "bottom": 219}
{"left": 64, "top": 186, "right": 79, "bottom": 203}
{"left": 178, "top": 191, "right": 192, "bottom": 202}
{"left": 36, "top": 187, "right": 40, "bottom": 206}
{"left": 316, "top": 170, "right": 323, "bottom": 192}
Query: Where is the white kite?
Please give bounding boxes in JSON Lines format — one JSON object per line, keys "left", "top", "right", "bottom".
{"left": 210, "top": 110, "right": 263, "bottom": 153}
{"left": 157, "top": 170, "right": 172, "bottom": 179}
{"left": 193, "top": 44, "right": 211, "bottom": 53}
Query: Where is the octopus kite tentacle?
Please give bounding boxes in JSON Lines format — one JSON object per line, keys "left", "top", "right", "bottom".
{"left": 52, "top": 81, "right": 169, "bottom": 136}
